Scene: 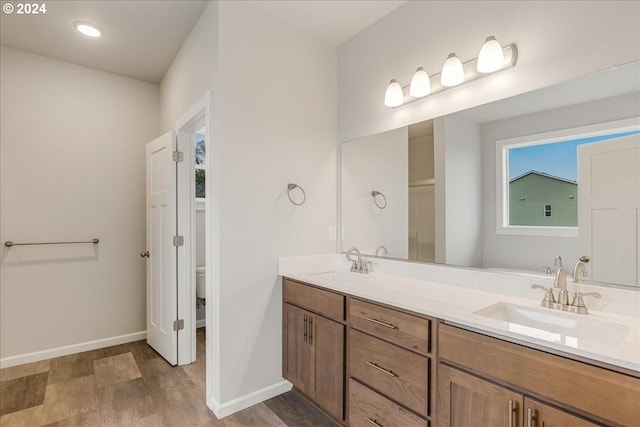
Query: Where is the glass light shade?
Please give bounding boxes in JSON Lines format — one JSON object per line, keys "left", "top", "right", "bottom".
{"left": 409, "top": 67, "right": 431, "bottom": 97}
{"left": 384, "top": 79, "right": 404, "bottom": 107}
{"left": 74, "top": 21, "right": 103, "bottom": 38}
{"left": 440, "top": 53, "right": 464, "bottom": 87}
{"left": 477, "top": 36, "right": 504, "bottom": 73}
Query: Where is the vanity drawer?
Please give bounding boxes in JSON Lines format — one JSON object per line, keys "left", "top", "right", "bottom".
{"left": 283, "top": 278, "right": 344, "bottom": 321}
{"left": 349, "top": 329, "right": 429, "bottom": 417}
{"left": 350, "top": 298, "right": 430, "bottom": 355}
{"left": 349, "top": 379, "right": 429, "bottom": 427}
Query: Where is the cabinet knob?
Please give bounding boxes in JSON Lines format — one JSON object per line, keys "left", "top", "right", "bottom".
{"left": 140, "top": 250, "right": 149, "bottom": 258}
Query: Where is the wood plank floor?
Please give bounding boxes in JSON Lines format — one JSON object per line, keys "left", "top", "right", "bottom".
{"left": 0, "top": 328, "right": 340, "bottom": 427}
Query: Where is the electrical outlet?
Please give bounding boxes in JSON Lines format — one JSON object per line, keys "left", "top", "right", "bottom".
{"left": 328, "top": 226, "right": 336, "bottom": 241}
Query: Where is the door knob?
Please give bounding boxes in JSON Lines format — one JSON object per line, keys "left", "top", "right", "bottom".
{"left": 140, "top": 250, "right": 149, "bottom": 258}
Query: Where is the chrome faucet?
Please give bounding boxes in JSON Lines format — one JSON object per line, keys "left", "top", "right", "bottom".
{"left": 531, "top": 265, "right": 601, "bottom": 314}
{"left": 553, "top": 255, "right": 563, "bottom": 271}
{"left": 345, "top": 247, "right": 370, "bottom": 274}
{"left": 346, "top": 247, "right": 361, "bottom": 272}
{"left": 554, "top": 267, "right": 570, "bottom": 306}
{"left": 375, "top": 245, "right": 388, "bottom": 257}
{"left": 572, "top": 261, "right": 588, "bottom": 283}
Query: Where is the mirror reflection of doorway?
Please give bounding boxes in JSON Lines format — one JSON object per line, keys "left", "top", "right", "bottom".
{"left": 408, "top": 120, "right": 436, "bottom": 262}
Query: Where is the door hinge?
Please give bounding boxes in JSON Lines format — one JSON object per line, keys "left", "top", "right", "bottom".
{"left": 173, "top": 235, "right": 184, "bottom": 247}
{"left": 173, "top": 319, "right": 184, "bottom": 331}
{"left": 172, "top": 150, "right": 184, "bottom": 162}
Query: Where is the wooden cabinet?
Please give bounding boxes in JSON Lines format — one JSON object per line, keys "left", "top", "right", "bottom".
{"left": 439, "top": 365, "right": 602, "bottom": 427}
{"left": 282, "top": 279, "right": 345, "bottom": 422}
{"left": 525, "top": 397, "right": 599, "bottom": 427}
{"left": 438, "top": 324, "right": 639, "bottom": 427}
{"left": 349, "top": 379, "right": 428, "bottom": 427}
{"left": 438, "top": 364, "right": 523, "bottom": 427}
{"left": 348, "top": 298, "right": 434, "bottom": 426}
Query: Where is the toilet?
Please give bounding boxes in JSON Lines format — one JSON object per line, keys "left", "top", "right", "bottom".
{"left": 196, "top": 266, "right": 206, "bottom": 300}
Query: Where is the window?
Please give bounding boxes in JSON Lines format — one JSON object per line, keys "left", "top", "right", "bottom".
{"left": 195, "top": 128, "right": 205, "bottom": 199}
{"left": 496, "top": 118, "right": 640, "bottom": 237}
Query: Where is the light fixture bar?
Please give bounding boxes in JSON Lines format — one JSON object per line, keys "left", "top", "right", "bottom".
{"left": 389, "top": 43, "right": 518, "bottom": 108}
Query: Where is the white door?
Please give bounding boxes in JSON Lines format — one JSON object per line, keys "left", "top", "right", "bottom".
{"left": 145, "top": 131, "right": 178, "bottom": 364}
{"left": 578, "top": 134, "right": 640, "bottom": 286}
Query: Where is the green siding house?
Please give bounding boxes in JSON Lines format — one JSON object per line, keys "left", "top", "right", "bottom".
{"left": 509, "top": 171, "right": 577, "bottom": 226}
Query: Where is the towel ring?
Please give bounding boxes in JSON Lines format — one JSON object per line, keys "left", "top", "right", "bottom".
{"left": 371, "top": 191, "right": 387, "bottom": 209}
{"left": 287, "top": 183, "right": 306, "bottom": 206}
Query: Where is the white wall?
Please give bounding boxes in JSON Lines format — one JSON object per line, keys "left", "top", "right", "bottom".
{"left": 338, "top": 1, "right": 640, "bottom": 142}
{"left": 160, "top": 2, "right": 218, "bottom": 133}
{"left": 160, "top": 0, "right": 337, "bottom": 412}
{"left": 0, "top": 47, "right": 159, "bottom": 362}
{"left": 434, "top": 115, "right": 483, "bottom": 267}
{"left": 481, "top": 92, "right": 640, "bottom": 271}
{"left": 342, "top": 127, "right": 408, "bottom": 258}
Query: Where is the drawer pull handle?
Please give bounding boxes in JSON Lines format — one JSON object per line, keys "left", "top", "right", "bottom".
{"left": 365, "top": 417, "right": 383, "bottom": 427}
{"left": 365, "top": 361, "right": 397, "bottom": 377}
{"left": 366, "top": 317, "right": 397, "bottom": 329}
{"left": 508, "top": 400, "right": 516, "bottom": 427}
{"left": 527, "top": 407, "right": 535, "bottom": 427}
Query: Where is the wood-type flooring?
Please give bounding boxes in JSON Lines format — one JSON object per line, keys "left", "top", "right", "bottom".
{"left": 0, "top": 328, "right": 339, "bottom": 427}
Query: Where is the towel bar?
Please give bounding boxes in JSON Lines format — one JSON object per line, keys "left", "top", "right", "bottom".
{"left": 4, "top": 238, "right": 99, "bottom": 247}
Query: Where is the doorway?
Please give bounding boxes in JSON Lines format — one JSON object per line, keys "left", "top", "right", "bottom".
{"left": 144, "top": 91, "right": 216, "bottom": 410}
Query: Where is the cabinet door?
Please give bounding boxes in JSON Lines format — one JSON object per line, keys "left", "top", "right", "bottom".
{"left": 310, "top": 313, "right": 345, "bottom": 421}
{"left": 438, "top": 364, "right": 523, "bottom": 427}
{"left": 283, "top": 303, "right": 311, "bottom": 394}
{"left": 524, "top": 398, "right": 600, "bottom": 427}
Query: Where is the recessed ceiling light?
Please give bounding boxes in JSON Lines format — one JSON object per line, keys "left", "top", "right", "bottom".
{"left": 74, "top": 21, "right": 103, "bottom": 38}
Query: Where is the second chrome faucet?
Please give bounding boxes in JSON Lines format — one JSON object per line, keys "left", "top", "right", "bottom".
{"left": 532, "top": 261, "right": 601, "bottom": 314}
{"left": 346, "top": 247, "right": 371, "bottom": 274}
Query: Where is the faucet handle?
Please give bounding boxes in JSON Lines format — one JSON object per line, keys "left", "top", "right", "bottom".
{"left": 570, "top": 291, "right": 601, "bottom": 314}
{"left": 531, "top": 284, "right": 556, "bottom": 308}
{"left": 362, "top": 261, "right": 372, "bottom": 274}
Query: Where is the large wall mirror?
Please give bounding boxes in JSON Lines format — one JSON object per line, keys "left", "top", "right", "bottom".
{"left": 341, "top": 61, "right": 640, "bottom": 288}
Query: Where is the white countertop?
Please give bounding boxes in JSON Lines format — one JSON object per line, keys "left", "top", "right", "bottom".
{"left": 279, "top": 254, "right": 640, "bottom": 373}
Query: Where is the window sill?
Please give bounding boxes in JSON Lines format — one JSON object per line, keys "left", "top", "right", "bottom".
{"left": 496, "top": 226, "right": 578, "bottom": 238}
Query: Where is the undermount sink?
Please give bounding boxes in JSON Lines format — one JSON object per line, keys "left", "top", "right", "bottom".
{"left": 473, "top": 302, "right": 630, "bottom": 347}
{"left": 307, "top": 270, "right": 370, "bottom": 283}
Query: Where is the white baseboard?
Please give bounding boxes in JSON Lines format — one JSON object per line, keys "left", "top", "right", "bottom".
{"left": 209, "top": 380, "right": 292, "bottom": 419}
{"left": 0, "top": 331, "right": 147, "bottom": 369}
{"left": 196, "top": 319, "right": 206, "bottom": 329}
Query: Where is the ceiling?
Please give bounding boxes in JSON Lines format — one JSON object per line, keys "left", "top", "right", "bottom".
{"left": 0, "top": 0, "right": 406, "bottom": 84}
{"left": 253, "top": 1, "right": 406, "bottom": 47}
{"left": 0, "top": 1, "right": 208, "bottom": 83}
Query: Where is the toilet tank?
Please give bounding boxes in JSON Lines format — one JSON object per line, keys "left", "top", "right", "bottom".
{"left": 196, "top": 266, "right": 206, "bottom": 299}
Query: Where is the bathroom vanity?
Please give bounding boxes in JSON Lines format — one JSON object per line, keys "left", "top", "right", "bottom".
{"left": 280, "top": 255, "right": 640, "bottom": 427}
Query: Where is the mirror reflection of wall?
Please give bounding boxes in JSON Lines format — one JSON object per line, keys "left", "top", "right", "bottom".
{"left": 342, "top": 127, "right": 408, "bottom": 257}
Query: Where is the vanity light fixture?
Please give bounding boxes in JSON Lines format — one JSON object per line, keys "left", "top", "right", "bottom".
{"left": 440, "top": 53, "right": 464, "bottom": 87}
{"left": 74, "top": 21, "right": 104, "bottom": 38}
{"left": 384, "top": 37, "right": 517, "bottom": 107}
{"left": 384, "top": 79, "right": 404, "bottom": 107}
{"left": 477, "top": 36, "right": 505, "bottom": 73}
{"left": 409, "top": 67, "right": 431, "bottom": 97}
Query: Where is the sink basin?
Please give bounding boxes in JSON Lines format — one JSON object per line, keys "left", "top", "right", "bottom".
{"left": 307, "top": 270, "right": 370, "bottom": 283}
{"left": 473, "top": 302, "right": 630, "bottom": 347}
